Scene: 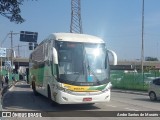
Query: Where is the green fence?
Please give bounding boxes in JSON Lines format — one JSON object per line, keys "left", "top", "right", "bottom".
{"left": 0, "top": 70, "right": 19, "bottom": 86}
{"left": 110, "top": 70, "right": 160, "bottom": 91}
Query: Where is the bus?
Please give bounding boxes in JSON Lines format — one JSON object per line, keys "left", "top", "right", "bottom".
{"left": 29, "top": 33, "right": 117, "bottom": 104}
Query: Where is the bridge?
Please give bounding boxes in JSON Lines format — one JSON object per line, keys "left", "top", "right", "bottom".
{"left": 3, "top": 58, "right": 160, "bottom": 70}
{"left": 12, "top": 58, "right": 29, "bottom": 66}
{"left": 111, "top": 60, "right": 160, "bottom": 70}
{"left": 1, "top": 58, "right": 29, "bottom": 68}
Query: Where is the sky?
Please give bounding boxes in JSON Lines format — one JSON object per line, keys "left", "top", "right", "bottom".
{"left": 1, "top": 0, "right": 160, "bottom": 60}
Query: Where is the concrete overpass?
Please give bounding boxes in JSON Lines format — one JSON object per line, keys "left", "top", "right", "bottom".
{"left": 111, "top": 60, "right": 160, "bottom": 70}
{"left": 3, "top": 58, "right": 160, "bottom": 70}
{"left": 12, "top": 58, "right": 29, "bottom": 66}
{"left": 1, "top": 58, "right": 29, "bottom": 67}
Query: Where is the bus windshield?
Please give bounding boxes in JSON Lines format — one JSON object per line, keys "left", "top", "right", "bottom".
{"left": 56, "top": 41, "right": 109, "bottom": 86}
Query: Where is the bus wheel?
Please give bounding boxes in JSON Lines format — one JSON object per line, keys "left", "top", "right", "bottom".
{"left": 149, "top": 92, "right": 157, "bottom": 101}
{"left": 48, "top": 86, "right": 52, "bottom": 100}
{"left": 48, "top": 86, "right": 58, "bottom": 106}
{"left": 32, "top": 82, "right": 38, "bottom": 96}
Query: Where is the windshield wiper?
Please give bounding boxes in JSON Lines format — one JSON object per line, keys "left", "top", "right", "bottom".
{"left": 87, "top": 63, "right": 101, "bottom": 84}
{"left": 71, "top": 46, "right": 102, "bottom": 85}
{"left": 84, "top": 48, "right": 101, "bottom": 84}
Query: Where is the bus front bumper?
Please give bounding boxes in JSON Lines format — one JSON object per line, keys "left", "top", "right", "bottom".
{"left": 55, "top": 90, "right": 111, "bottom": 104}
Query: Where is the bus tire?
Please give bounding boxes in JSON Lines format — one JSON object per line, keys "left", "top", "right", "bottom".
{"left": 32, "top": 82, "right": 38, "bottom": 96}
{"left": 149, "top": 91, "right": 157, "bottom": 101}
{"left": 47, "top": 85, "right": 58, "bottom": 106}
{"left": 47, "top": 86, "right": 52, "bottom": 100}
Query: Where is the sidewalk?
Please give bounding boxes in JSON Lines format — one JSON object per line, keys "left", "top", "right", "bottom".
{"left": 0, "top": 82, "right": 14, "bottom": 110}
{"left": 0, "top": 81, "right": 14, "bottom": 97}
{"left": 0, "top": 83, "right": 11, "bottom": 111}
{"left": 0, "top": 83, "right": 11, "bottom": 96}
{"left": 111, "top": 88, "right": 148, "bottom": 96}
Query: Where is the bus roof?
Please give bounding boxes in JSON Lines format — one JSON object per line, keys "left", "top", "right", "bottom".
{"left": 50, "top": 33, "right": 105, "bottom": 43}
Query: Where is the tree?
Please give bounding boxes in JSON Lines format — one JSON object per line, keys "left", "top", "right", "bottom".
{"left": 145, "top": 57, "right": 159, "bottom": 61}
{"left": 0, "top": 0, "right": 25, "bottom": 24}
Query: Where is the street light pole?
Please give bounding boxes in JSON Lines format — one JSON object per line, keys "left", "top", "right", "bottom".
{"left": 0, "top": 33, "right": 9, "bottom": 73}
{"left": 10, "top": 31, "right": 13, "bottom": 71}
{"left": 141, "top": 0, "right": 144, "bottom": 88}
{"left": 9, "top": 31, "right": 19, "bottom": 71}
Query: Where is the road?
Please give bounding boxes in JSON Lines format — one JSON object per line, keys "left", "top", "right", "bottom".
{"left": 1, "top": 81, "right": 160, "bottom": 120}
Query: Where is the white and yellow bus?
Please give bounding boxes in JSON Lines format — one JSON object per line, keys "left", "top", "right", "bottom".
{"left": 29, "top": 33, "right": 117, "bottom": 104}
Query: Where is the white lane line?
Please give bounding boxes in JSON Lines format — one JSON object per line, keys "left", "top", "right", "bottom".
{"left": 8, "top": 82, "right": 19, "bottom": 91}
{"left": 106, "top": 105, "right": 117, "bottom": 108}
{"left": 125, "top": 108, "right": 139, "bottom": 111}
{"left": 8, "top": 86, "right": 14, "bottom": 91}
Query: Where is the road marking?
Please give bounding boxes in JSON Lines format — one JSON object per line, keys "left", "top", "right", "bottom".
{"left": 8, "top": 86, "right": 14, "bottom": 91}
{"left": 125, "top": 108, "right": 139, "bottom": 111}
{"left": 106, "top": 105, "right": 117, "bottom": 108}
{"left": 9, "top": 82, "right": 18, "bottom": 91}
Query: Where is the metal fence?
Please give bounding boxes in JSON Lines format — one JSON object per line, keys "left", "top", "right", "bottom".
{"left": 110, "top": 70, "right": 160, "bottom": 91}
{"left": 0, "top": 70, "right": 19, "bottom": 88}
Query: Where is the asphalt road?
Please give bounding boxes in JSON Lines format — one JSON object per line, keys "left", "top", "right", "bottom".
{"left": 1, "top": 81, "right": 160, "bottom": 120}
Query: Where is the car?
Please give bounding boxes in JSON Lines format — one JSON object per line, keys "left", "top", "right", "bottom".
{"left": 148, "top": 78, "right": 160, "bottom": 101}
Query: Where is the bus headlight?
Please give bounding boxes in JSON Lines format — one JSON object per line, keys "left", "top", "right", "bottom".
{"left": 102, "top": 82, "right": 112, "bottom": 92}
{"left": 106, "top": 82, "right": 112, "bottom": 89}
{"left": 56, "top": 85, "right": 71, "bottom": 93}
{"left": 56, "top": 85, "right": 65, "bottom": 91}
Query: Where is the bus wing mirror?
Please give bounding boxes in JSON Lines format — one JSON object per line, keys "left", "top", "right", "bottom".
{"left": 107, "top": 49, "right": 117, "bottom": 65}
{"left": 53, "top": 47, "right": 58, "bottom": 64}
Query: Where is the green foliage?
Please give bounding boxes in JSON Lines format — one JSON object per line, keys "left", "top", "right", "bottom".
{"left": 145, "top": 57, "right": 159, "bottom": 61}
{"left": 0, "top": 0, "right": 25, "bottom": 23}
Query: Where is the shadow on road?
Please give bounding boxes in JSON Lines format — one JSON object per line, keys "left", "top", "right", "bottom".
{"left": 54, "top": 103, "right": 99, "bottom": 111}
{"left": 14, "top": 84, "right": 31, "bottom": 88}
{"left": 35, "top": 93, "right": 100, "bottom": 111}
{"left": 133, "top": 98, "right": 160, "bottom": 103}
{"left": 2, "top": 83, "right": 101, "bottom": 111}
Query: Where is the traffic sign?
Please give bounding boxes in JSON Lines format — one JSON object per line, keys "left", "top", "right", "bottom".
{"left": 20, "top": 31, "right": 38, "bottom": 42}
{"left": 5, "top": 61, "right": 11, "bottom": 69}
{"left": 0, "top": 48, "right": 6, "bottom": 57}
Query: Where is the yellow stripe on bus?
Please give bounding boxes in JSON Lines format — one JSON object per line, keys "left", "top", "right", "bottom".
{"left": 62, "top": 83, "right": 99, "bottom": 92}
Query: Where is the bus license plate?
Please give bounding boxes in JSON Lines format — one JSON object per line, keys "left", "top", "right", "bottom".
{"left": 83, "top": 98, "right": 92, "bottom": 101}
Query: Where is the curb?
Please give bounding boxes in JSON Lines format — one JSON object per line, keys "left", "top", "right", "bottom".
{"left": 1, "top": 84, "right": 14, "bottom": 111}
{"left": 0, "top": 85, "right": 9, "bottom": 111}
{"left": 1, "top": 86, "right": 8, "bottom": 96}
{"left": 111, "top": 89, "right": 148, "bottom": 96}
{"left": 1, "top": 84, "right": 13, "bottom": 96}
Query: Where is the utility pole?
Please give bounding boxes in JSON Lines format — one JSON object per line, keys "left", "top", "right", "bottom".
{"left": 17, "top": 45, "right": 20, "bottom": 57}
{"left": 0, "top": 33, "right": 9, "bottom": 73}
{"left": 70, "top": 0, "right": 83, "bottom": 34}
{"left": 9, "top": 31, "right": 20, "bottom": 70}
{"left": 141, "top": 0, "right": 144, "bottom": 88}
{"left": 10, "top": 31, "right": 13, "bottom": 71}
